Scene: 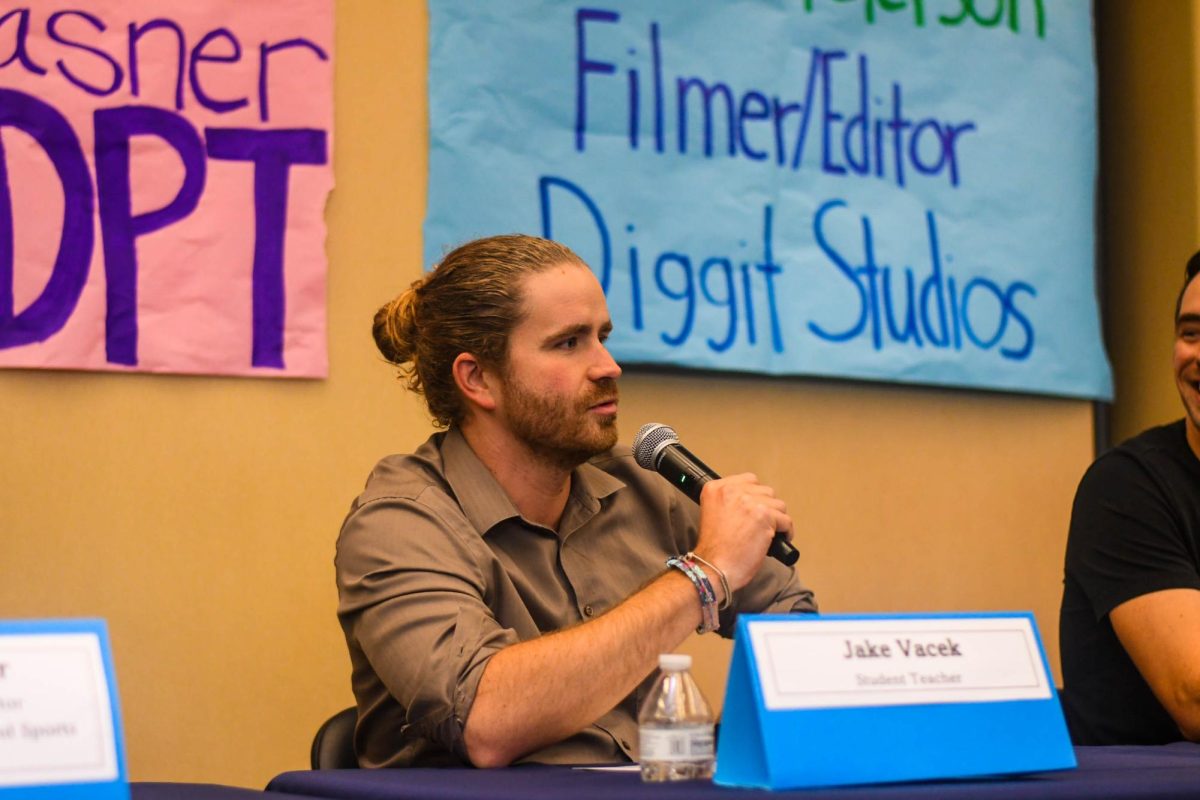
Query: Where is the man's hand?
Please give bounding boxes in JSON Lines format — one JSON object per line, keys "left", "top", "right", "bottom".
{"left": 1111, "top": 588, "right": 1200, "bottom": 740}
{"left": 692, "top": 472, "right": 793, "bottom": 597}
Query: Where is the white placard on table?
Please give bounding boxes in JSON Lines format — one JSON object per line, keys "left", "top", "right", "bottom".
{"left": 748, "top": 616, "right": 1051, "bottom": 710}
{"left": 0, "top": 621, "right": 127, "bottom": 800}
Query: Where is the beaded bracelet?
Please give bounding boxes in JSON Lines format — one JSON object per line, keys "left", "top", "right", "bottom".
{"left": 666, "top": 555, "right": 720, "bottom": 634}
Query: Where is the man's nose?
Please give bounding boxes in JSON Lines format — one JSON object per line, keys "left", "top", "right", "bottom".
{"left": 591, "top": 343, "right": 622, "bottom": 381}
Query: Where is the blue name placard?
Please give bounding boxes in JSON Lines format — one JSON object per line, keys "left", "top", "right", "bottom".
{"left": 0, "top": 620, "right": 129, "bottom": 800}
{"left": 715, "top": 612, "right": 1075, "bottom": 789}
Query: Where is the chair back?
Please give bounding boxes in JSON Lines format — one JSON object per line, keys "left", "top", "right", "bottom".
{"left": 311, "top": 706, "right": 358, "bottom": 769}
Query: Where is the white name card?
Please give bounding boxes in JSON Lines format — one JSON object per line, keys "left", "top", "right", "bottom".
{"left": 748, "top": 616, "right": 1051, "bottom": 710}
{"left": 0, "top": 621, "right": 127, "bottom": 800}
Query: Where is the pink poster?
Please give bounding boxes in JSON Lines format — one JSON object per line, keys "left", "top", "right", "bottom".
{"left": 0, "top": 1, "right": 333, "bottom": 377}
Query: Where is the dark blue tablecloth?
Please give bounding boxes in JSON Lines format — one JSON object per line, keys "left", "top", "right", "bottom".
{"left": 133, "top": 783, "right": 315, "bottom": 800}
{"left": 264, "top": 744, "right": 1200, "bottom": 799}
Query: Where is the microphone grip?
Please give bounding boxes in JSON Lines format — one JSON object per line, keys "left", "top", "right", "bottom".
{"left": 654, "top": 443, "right": 799, "bottom": 567}
{"left": 768, "top": 532, "right": 799, "bottom": 567}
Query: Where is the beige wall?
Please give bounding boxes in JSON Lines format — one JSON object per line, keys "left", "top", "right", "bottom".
{"left": 0, "top": 0, "right": 1144, "bottom": 788}
{"left": 1098, "top": 0, "right": 1198, "bottom": 443}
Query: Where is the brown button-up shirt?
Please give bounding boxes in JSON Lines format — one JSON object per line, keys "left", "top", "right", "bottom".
{"left": 336, "top": 428, "right": 816, "bottom": 767}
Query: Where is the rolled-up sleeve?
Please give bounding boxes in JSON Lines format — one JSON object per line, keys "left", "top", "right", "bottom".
{"left": 336, "top": 490, "right": 519, "bottom": 760}
{"left": 719, "top": 557, "right": 817, "bottom": 634}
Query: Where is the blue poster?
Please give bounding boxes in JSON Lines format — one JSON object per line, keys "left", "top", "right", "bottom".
{"left": 426, "top": 0, "right": 1111, "bottom": 400}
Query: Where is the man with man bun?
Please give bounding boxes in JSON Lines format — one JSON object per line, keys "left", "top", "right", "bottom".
{"left": 336, "top": 234, "right": 815, "bottom": 768}
{"left": 1061, "top": 250, "right": 1200, "bottom": 744}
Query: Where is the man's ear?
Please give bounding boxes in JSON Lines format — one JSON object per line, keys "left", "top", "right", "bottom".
{"left": 452, "top": 352, "right": 499, "bottom": 412}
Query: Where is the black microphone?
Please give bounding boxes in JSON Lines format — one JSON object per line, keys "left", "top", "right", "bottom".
{"left": 632, "top": 422, "right": 800, "bottom": 567}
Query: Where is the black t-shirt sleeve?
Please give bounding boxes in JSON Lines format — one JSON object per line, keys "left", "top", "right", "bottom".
{"left": 1065, "top": 449, "right": 1200, "bottom": 621}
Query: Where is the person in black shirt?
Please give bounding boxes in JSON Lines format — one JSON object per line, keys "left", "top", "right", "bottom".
{"left": 1060, "top": 250, "right": 1200, "bottom": 744}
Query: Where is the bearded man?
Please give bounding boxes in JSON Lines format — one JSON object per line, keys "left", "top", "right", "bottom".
{"left": 336, "top": 234, "right": 815, "bottom": 768}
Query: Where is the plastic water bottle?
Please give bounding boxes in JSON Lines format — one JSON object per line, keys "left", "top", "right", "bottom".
{"left": 637, "top": 653, "right": 715, "bottom": 782}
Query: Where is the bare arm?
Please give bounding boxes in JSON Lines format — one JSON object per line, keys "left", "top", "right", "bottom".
{"left": 462, "top": 472, "right": 788, "bottom": 767}
{"left": 1110, "top": 588, "right": 1200, "bottom": 740}
{"left": 463, "top": 569, "right": 702, "bottom": 768}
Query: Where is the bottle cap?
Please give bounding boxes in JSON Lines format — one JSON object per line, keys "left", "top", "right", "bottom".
{"left": 658, "top": 653, "right": 692, "bottom": 671}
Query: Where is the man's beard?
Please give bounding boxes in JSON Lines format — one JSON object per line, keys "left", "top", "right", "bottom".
{"left": 501, "top": 374, "right": 619, "bottom": 472}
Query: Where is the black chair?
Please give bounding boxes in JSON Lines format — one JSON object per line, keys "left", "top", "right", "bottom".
{"left": 310, "top": 706, "right": 358, "bottom": 769}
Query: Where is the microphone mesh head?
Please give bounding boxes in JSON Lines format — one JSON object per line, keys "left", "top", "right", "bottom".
{"left": 632, "top": 422, "right": 679, "bottom": 470}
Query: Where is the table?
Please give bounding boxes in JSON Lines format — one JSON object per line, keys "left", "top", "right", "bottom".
{"left": 265, "top": 744, "right": 1200, "bottom": 799}
{"left": 134, "top": 784, "right": 317, "bottom": 800}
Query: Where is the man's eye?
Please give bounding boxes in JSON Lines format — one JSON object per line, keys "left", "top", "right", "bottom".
{"left": 1180, "top": 328, "right": 1200, "bottom": 341}
{"left": 559, "top": 336, "right": 578, "bottom": 349}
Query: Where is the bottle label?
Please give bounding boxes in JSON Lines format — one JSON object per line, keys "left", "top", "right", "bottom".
{"left": 638, "top": 724, "right": 715, "bottom": 762}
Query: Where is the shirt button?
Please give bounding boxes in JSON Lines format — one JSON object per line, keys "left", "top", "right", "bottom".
{"left": 583, "top": 605, "right": 594, "bottom": 617}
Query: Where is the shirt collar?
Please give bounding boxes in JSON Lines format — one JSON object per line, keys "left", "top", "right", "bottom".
{"left": 559, "top": 461, "right": 625, "bottom": 539}
{"left": 440, "top": 426, "right": 626, "bottom": 537}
